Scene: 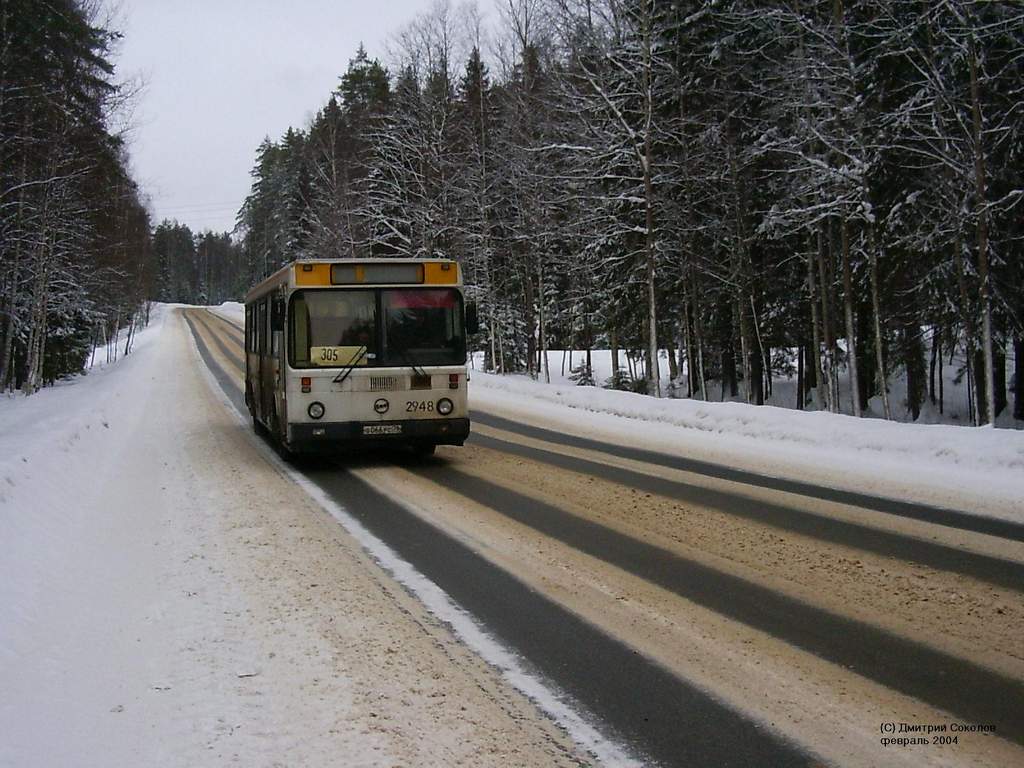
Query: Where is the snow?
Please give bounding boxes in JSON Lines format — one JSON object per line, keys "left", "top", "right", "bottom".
{"left": 200, "top": 302, "right": 640, "bottom": 766}
{"left": 214, "top": 299, "right": 1023, "bottom": 520}
{"left": 476, "top": 344, "right": 1021, "bottom": 428}
{"left": 208, "top": 300, "right": 244, "bottom": 325}
{"left": 2, "top": 299, "right": 1020, "bottom": 765}
{"left": 287, "top": 470, "right": 642, "bottom": 768}
{"left": 470, "top": 369, "right": 1024, "bottom": 523}
{"left": 0, "top": 305, "right": 585, "bottom": 767}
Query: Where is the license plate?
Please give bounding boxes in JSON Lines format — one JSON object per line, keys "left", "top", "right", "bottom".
{"left": 363, "top": 424, "right": 402, "bottom": 436}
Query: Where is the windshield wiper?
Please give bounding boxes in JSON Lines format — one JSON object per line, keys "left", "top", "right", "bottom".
{"left": 389, "top": 342, "right": 427, "bottom": 379}
{"left": 333, "top": 346, "right": 368, "bottom": 385}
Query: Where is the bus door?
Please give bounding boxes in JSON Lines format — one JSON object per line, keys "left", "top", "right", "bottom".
{"left": 245, "top": 304, "right": 255, "bottom": 411}
{"left": 251, "top": 298, "right": 265, "bottom": 421}
{"left": 256, "top": 298, "right": 270, "bottom": 423}
{"left": 269, "top": 296, "right": 286, "bottom": 424}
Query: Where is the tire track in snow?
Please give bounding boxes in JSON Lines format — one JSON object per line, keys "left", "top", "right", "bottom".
{"left": 465, "top": 430, "right": 1024, "bottom": 592}
{"left": 405, "top": 462, "right": 1024, "bottom": 746}
{"left": 469, "top": 411, "right": 1024, "bottom": 544}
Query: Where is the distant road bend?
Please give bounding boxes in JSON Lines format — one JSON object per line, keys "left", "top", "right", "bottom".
{"left": 186, "top": 307, "right": 1024, "bottom": 768}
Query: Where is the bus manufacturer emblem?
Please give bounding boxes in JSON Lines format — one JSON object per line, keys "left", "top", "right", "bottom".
{"left": 374, "top": 398, "right": 390, "bottom": 414}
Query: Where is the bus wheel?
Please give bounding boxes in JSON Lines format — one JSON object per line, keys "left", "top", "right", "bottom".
{"left": 275, "top": 439, "right": 296, "bottom": 464}
{"left": 413, "top": 443, "right": 437, "bottom": 457}
{"left": 272, "top": 412, "right": 296, "bottom": 463}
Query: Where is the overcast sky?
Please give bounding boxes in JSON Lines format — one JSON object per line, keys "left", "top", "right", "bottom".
{"left": 116, "top": 0, "right": 440, "bottom": 235}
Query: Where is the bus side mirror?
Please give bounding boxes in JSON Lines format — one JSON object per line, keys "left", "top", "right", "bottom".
{"left": 271, "top": 298, "right": 285, "bottom": 332}
{"left": 465, "top": 301, "right": 479, "bottom": 335}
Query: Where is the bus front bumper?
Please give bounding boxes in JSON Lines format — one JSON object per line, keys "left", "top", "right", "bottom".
{"left": 288, "top": 418, "right": 470, "bottom": 452}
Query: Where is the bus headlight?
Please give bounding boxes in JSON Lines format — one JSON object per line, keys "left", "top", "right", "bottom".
{"left": 308, "top": 401, "right": 325, "bottom": 419}
{"left": 437, "top": 398, "right": 453, "bottom": 416}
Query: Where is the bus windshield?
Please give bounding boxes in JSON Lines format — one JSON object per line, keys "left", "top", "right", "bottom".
{"left": 381, "top": 289, "right": 464, "bottom": 366}
{"left": 290, "top": 288, "right": 464, "bottom": 368}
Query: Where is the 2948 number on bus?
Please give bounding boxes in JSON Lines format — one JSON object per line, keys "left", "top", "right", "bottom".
{"left": 405, "top": 400, "right": 435, "bottom": 413}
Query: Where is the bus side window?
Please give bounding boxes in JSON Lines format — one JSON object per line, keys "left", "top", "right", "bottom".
{"left": 271, "top": 297, "right": 284, "bottom": 357}
{"left": 245, "top": 305, "right": 253, "bottom": 352}
{"left": 291, "top": 294, "right": 309, "bottom": 366}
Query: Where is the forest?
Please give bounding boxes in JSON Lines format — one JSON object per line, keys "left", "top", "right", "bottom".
{"left": 232, "top": 0, "right": 1023, "bottom": 425}
{"left": 3, "top": 1, "right": 1022, "bottom": 427}
{"left": 1, "top": 0, "right": 152, "bottom": 393}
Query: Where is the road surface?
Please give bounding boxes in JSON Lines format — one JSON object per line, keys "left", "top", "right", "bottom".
{"left": 184, "top": 306, "right": 1024, "bottom": 768}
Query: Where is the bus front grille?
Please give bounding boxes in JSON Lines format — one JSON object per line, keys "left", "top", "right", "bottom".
{"left": 368, "top": 375, "right": 401, "bottom": 392}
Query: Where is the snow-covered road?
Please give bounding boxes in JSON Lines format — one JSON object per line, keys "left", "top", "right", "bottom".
{"left": 188, "top": 306, "right": 1024, "bottom": 768}
{"left": 3, "top": 304, "right": 1023, "bottom": 768}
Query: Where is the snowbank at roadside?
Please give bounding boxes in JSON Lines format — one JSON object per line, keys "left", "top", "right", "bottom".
{"left": 209, "top": 300, "right": 244, "bottom": 326}
{"left": 470, "top": 371, "right": 1024, "bottom": 523}
{"left": 0, "top": 303, "right": 170, "bottom": 472}
{"left": 0, "top": 305, "right": 176, "bottom": 766}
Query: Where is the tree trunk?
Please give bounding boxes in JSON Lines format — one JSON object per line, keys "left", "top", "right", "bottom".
{"left": 23, "top": 238, "right": 51, "bottom": 396}
{"left": 723, "top": 330, "right": 738, "bottom": 399}
{"left": 0, "top": 279, "right": 15, "bottom": 391}
{"left": 840, "top": 218, "right": 861, "bottom": 416}
{"left": 817, "top": 227, "right": 838, "bottom": 412}
{"left": 609, "top": 327, "right": 620, "bottom": 389}
{"left": 538, "top": 267, "right": 549, "bottom": 383}
{"left": 969, "top": 38, "right": 996, "bottom": 426}
{"left": 973, "top": 350, "right": 988, "bottom": 424}
{"left": 641, "top": 0, "right": 659, "bottom": 398}
{"left": 524, "top": 274, "right": 535, "bottom": 377}
{"left": 497, "top": 319, "right": 506, "bottom": 374}
{"left": 749, "top": 296, "right": 766, "bottom": 405}
{"left": 488, "top": 300, "right": 497, "bottom": 373}
{"left": 1, "top": 127, "right": 31, "bottom": 392}
{"left": 955, "top": 237, "right": 979, "bottom": 424}
{"left": 807, "top": 243, "right": 825, "bottom": 411}
{"left": 993, "top": 344, "right": 1006, "bottom": 419}
{"left": 736, "top": 296, "right": 751, "bottom": 403}
{"left": 690, "top": 277, "right": 708, "bottom": 401}
{"left": 868, "top": 225, "right": 891, "bottom": 419}
{"left": 797, "top": 340, "right": 804, "bottom": 409}
{"left": 938, "top": 331, "right": 944, "bottom": 415}
{"left": 667, "top": 327, "right": 679, "bottom": 385}
{"left": 904, "top": 322, "right": 926, "bottom": 421}
{"left": 856, "top": 297, "right": 872, "bottom": 412}
{"left": 563, "top": 305, "right": 573, "bottom": 377}
{"left": 1013, "top": 335, "right": 1023, "bottom": 421}
{"left": 681, "top": 305, "right": 694, "bottom": 397}
{"left": 125, "top": 313, "right": 139, "bottom": 357}
{"left": 929, "top": 325, "right": 939, "bottom": 405}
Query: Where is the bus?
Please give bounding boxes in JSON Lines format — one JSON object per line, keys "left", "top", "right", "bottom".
{"left": 244, "top": 259, "right": 477, "bottom": 456}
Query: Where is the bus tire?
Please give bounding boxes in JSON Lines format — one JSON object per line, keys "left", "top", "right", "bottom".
{"left": 275, "top": 438, "right": 296, "bottom": 464}
{"left": 271, "top": 412, "right": 295, "bottom": 463}
{"left": 252, "top": 411, "right": 267, "bottom": 436}
{"left": 414, "top": 443, "right": 437, "bottom": 457}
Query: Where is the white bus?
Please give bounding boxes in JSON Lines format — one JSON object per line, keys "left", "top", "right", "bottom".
{"left": 244, "top": 259, "right": 477, "bottom": 456}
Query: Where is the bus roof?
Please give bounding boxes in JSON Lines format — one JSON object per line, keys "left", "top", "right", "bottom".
{"left": 244, "top": 258, "right": 461, "bottom": 303}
